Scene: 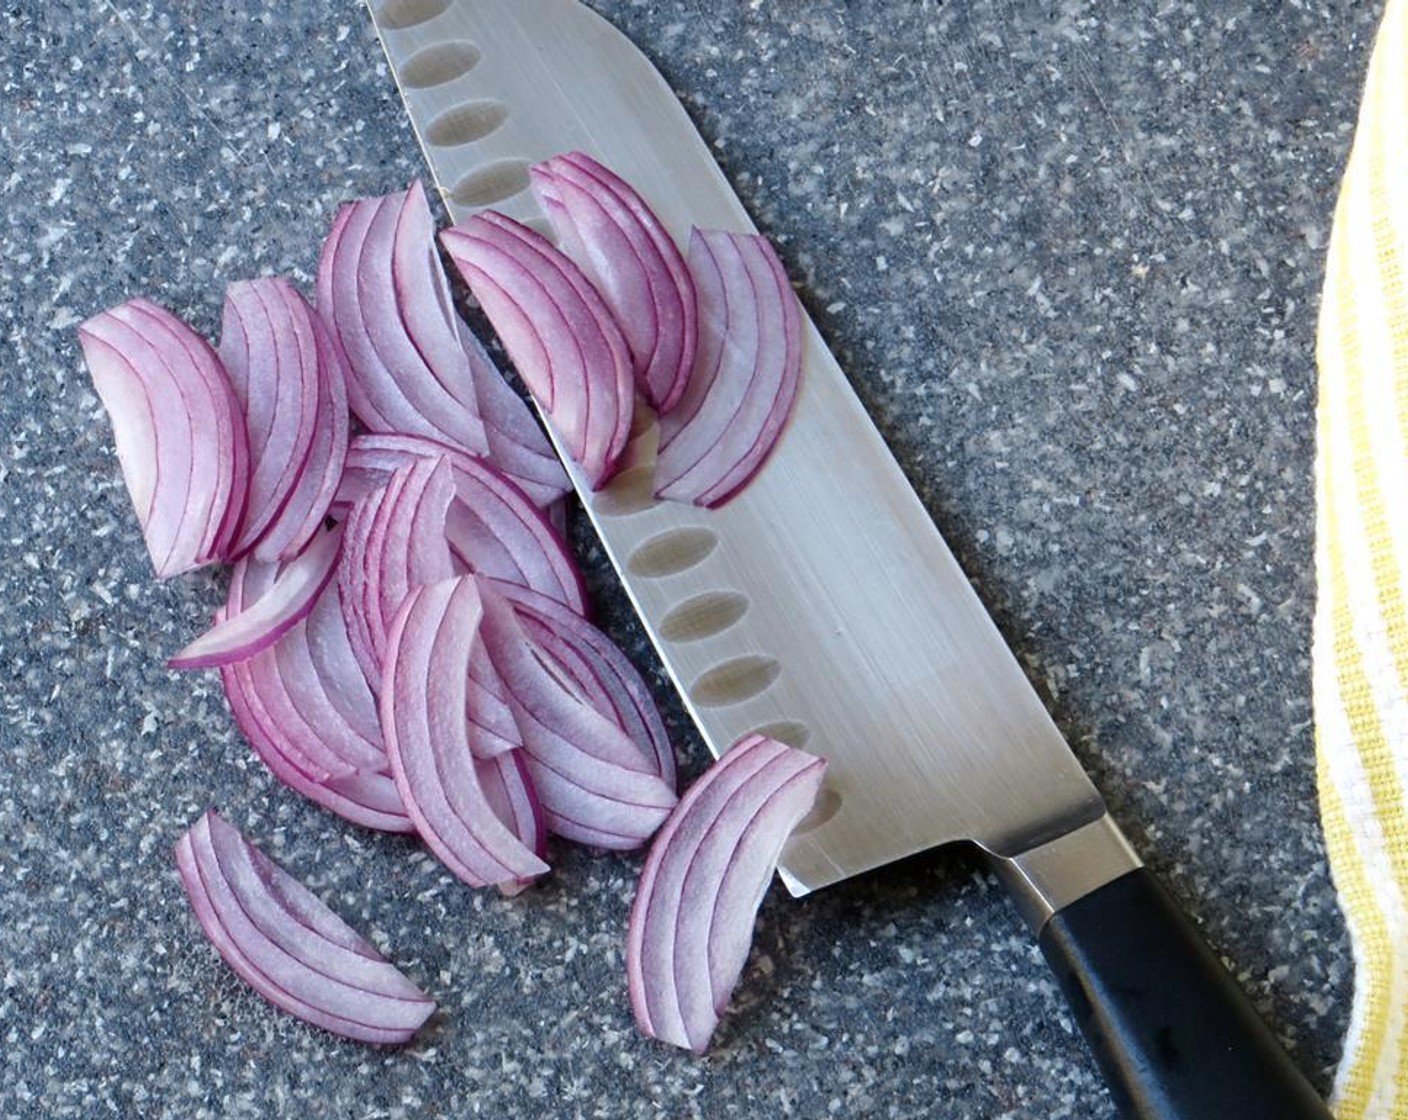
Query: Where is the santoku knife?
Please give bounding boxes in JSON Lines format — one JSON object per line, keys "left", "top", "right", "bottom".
{"left": 365, "top": 2, "right": 1332, "bottom": 1116}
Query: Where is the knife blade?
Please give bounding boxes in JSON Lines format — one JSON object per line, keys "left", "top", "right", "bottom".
{"left": 365, "top": 3, "right": 1332, "bottom": 1117}
{"left": 368, "top": 0, "right": 1113, "bottom": 902}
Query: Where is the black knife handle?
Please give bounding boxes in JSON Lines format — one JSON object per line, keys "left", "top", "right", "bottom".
{"left": 1037, "top": 868, "right": 1331, "bottom": 1120}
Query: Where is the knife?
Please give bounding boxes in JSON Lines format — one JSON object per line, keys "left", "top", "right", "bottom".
{"left": 365, "top": 2, "right": 1331, "bottom": 1116}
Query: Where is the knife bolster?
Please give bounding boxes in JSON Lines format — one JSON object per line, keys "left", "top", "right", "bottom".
{"left": 990, "top": 813, "right": 1142, "bottom": 931}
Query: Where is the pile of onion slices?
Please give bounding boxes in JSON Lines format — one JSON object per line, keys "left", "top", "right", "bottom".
{"left": 81, "top": 152, "right": 823, "bottom": 1054}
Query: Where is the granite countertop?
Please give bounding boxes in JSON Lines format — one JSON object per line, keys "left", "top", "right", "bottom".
{"left": 0, "top": 2, "right": 1380, "bottom": 1117}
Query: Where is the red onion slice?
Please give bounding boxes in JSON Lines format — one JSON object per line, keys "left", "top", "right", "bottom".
{"left": 175, "top": 810, "right": 435, "bottom": 1043}
{"left": 337, "top": 456, "right": 457, "bottom": 686}
{"left": 389, "top": 176, "right": 566, "bottom": 503}
{"left": 316, "top": 180, "right": 565, "bottom": 506}
{"left": 531, "top": 152, "right": 697, "bottom": 414}
{"left": 476, "top": 750, "right": 546, "bottom": 862}
{"left": 220, "top": 278, "right": 350, "bottom": 563}
{"left": 219, "top": 607, "right": 414, "bottom": 833}
{"left": 654, "top": 230, "right": 803, "bottom": 508}
{"left": 455, "top": 321, "right": 570, "bottom": 507}
{"left": 441, "top": 211, "right": 633, "bottom": 488}
{"left": 169, "top": 523, "right": 344, "bottom": 670}
{"left": 493, "top": 581, "right": 676, "bottom": 789}
{"left": 227, "top": 670, "right": 412, "bottom": 831}
{"left": 129, "top": 299, "right": 251, "bottom": 562}
{"left": 77, "top": 298, "right": 250, "bottom": 576}
{"left": 477, "top": 581, "right": 677, "bottom": 849}
{"left": 336, "top": 433, "right": 586, "bottom": 616}
{"left": 220, "top": 632, "right": 351, "bottom": 785}
{"left": 335, "top": 453, "right": 517, "bottom": 762}
{"left": 222, "top": 587, "right": 412, "bottom": 831}
{"left": 265, "top": 577, "right": 387, "bottom": 769}
{"left": 217, "top": 570, "right": 390, "bottom": 778}
{"left": 202, "top": 811, "right": 426, "bottom": 1001}
{"left": 316, "top": 187, "right": 489, "bottom": 456}
{"left": 626, "top": 735, "right": 826, "bottom": 1052}
{"left": 381, "top": 577, "right": 551, "bottom": 889}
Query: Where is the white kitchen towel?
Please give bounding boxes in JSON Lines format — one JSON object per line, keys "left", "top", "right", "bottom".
{"left": 1314, "top": 0, "right": 1408, "bottom": 1115}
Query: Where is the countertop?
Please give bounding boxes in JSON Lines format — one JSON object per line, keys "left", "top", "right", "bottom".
{"left": 0, "top": 2, "right": 1379, "bottom": 1117}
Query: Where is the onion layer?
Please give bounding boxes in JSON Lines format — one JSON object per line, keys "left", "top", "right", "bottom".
{"left": 531, "top": 152, "right": 697, "bottom": 414}
{"left": 78, "top": 298, "right": 250, "bottom": 577}
{"left": 337, "top": 456, "right": 457, "bottom": 686}
{"left": 217, "top": 565, "right": 409, "bottom": 832}
{"left": 441, "top": 211, "right": 633, "bottom": 488}
{"left": 316, "top": 186, "right": 490, "bottom": 456}
{"left": 476, "top": 750, "right": 546, "bottom": 868}
{"left": 654, "top": 230, "right": 803, "bottom": 508}
{"left": 215, "top": 586, "right": 411, "bottom": 834}
{"left": 626, "top": 735, "right": 826, "bottom": 1052}
{"left": 219, "top": 278, "right": 350, "bottom": 562}
{"left": 336, "top": 433, "right": 586, "bottom": 617}
{"left": 175, "top": 810, "right": 435, "bottom": 1043}
{"left": 381, "top": 577, "right": 550, "bottom": 890}
{"left": 456, "top": 321, "right": 569, "bottom": 507}
{"left": 493, "top": 580, "right": 676, "bottom": 789}
{"left": 223, "top": 639, "right": 414, "bottom": 831}
{"left": 477, "top": 580, "right": 677, "bottom": 849}
{"left": 170, "top": 522, "right": 344, "bottom": 670}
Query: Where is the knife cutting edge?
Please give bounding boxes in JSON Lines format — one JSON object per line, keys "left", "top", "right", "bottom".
{"left": 365, "top": 2, "right": 1333, "bottom": 1116}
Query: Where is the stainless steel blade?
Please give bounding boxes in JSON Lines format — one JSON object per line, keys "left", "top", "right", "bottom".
{"left": 367, "top": 0, "right": 1113, "bottom": 897}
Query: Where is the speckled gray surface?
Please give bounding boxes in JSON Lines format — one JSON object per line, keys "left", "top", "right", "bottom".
{"left": 0, "top": 2, "right": 1380, "bottom": 1117}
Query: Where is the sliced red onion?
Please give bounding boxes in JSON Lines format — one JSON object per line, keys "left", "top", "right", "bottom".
{"left": 654, "top": 229, "right": 803, "bottom": 508}
{"left": 381, "top": 577, "right": 550, "bottom": 890}
{"left": 464, "top": 644, "right": 523, "bottom": 761}
{"left": 215, "top": 488, "right": 401, "bottom": 791}
{"left": 218, "top": 571, "right": 391, "bottom": 778}
{"left": 333, "top": 446, "right": 527, "bottom": 759}
{"left": 441, "top": 211, "right": 633, "bottom": 488}
{"left": 169, "top": 523, "right": 344, "bottom": 670}
{"left": 219, "top": 594, "right": 413, "bottom": 834}
{"left": 337, "top": 456, "right": 456, "bottom": 686}
{"left": 544, "top": 497, "right": 569, "bottom": 539}
{"left": 175, "top": 810, "right": 435, "bottom": 1043}
{"left": 136, "top": 299, "right": 252, "bottom": 561}
{"left": 220, "top": 277, "right": 350, "bottom": 563}
{"left": 493, "top": 580, "right": 675, "bottom": 789}
{"left": 626, "top": 735, "right": 826, "bottom": 1053}
{"left": 531, "top": 152, "right": 697, "bottom": 414}
{"left": 220, "top": 636, "right": 351, "bottom": 786}
{"left": 224, "top": 659, "right": 413, "bottom": 831}
{"left": 335, "top": 433, "right": 586, "bottom": 616}
{"left": 77, "top": 298, "right": 250, "bottom": 577}
{"left": 294, "top": 577, "right": 387, "bottom": 757}
{"left": 476, "top": 750, "right": 546, "bottom": 861}
{"left": 477, "top": 580, "right": 677, "bottom": 849}
{"left": 455, "top": 321, "right": 570, "bottom": 507}
{"left": 316, "top": 186, "right": 489, "bottom": 455}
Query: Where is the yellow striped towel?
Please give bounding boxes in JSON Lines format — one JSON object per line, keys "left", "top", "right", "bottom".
{"left": 1316, "top": 0, "right": 1408, "bottom": 1116}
